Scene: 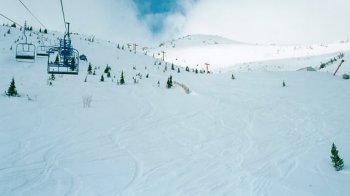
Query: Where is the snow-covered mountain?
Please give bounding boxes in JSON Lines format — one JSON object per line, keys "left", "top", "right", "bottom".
{"left": 151, "top": 34, "right": 350, "bottom": 73}
{"left": 158, "top": 34, "right": 245, "bottom": 48}
{"left": 0, "top": 25, "right": 349, "bottom": 196}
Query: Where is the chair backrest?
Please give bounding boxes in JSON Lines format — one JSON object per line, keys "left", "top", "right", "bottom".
{"left": 16, "top": 43, "right": 36, "bottom": 61}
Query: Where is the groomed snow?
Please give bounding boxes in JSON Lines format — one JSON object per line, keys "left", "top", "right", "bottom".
{"left": 0, "top": 26, "right": 349, "bottom": 196}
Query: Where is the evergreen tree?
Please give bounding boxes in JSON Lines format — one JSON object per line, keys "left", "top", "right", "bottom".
{"left": 231, "top": 74, "right": 235, "bottom": 80}
{"left": 6, "top": 77, "right": 18, "bottom": 96}
{"left": 178, "top": 68, "right": 180, "bottom": 73}
{"left": 104, "top": 65, "right": 111, "bottom": 74}
{"left": 195, "top": 69, "right": 198, "bottom": 74}
{"left": 54, "top": 55, "right": 59, "bottom": 64}
{"left": 70, "top": 58, "right": 76, "bottom": 70}
{"left": 120, "top": 71, "right": 125, "bottom": 85}
{"left": 171, "top": 63, "right": 175, "bottom": 70}
{"left": 166, "top": 75, "right": 173, "bottom": 89}
{"left": 146, "top": 74, "right": 149, "bottom": 78}
{"left": 87, "top": 63, "right": 93, "bottom": 75}
{"left": 117, "top": 44, "right": 120, "bottom": 49}
{"left": 44, "top": 29, "right": 48, "bottom": 34}
{"left": 100, "top": 75, "right": 104, "bottom": 82}
{"left": 107, "top": 71, "right": 111, "bottom": 78}
{"left": 186, "top": 66, "right": 190, "bottom": 72}
{"left": 283, "top": 81, "right": 286, "bottom": 87}
{"left": 39, "top": 28, "right": 41, "bottom": 33}
{"left": 331, "top": 143, "right": 344, "bottom": 171}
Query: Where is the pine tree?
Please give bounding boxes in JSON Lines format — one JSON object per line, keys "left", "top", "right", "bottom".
{"left": 331, "top": 143, "right": 344, "bottom": 171}
{"left": 186, "top": 66, "right": 189, "bottom": 72}
{"left": 6, "top": 77, "right": 18, "bottom": 96}
{"left": 87, "top": 63, "right": 92, "bottom": 75}
{"left": 104, "top": 65, "right": 111, "bottom": 74}
{"left": 107, "top": 71, "right": 111, "bottom": 78}
{"left": 100, "top": 75, "right": 104, "bottom": 82}
{"left": 171, "top": 63, "right": 175, "bottom": 70}
{"left": 166, "top": 75, "right": 173, "bottom": 89}
{"left": 231, "top": 74, "right": 235, "bottom": 80}
{"left": 120, "top": 71, "right": 125, "bottom": 85}
{"left": 283, "top": 81, "right": 286, "bottom": 87}
{"left": 70, "top": 58, "right": 76, "bottom": 70}
{"left": 178, "top": 68, "right": 180, "bottom": 73}
{"left": 55, "top": 55, "right": 59, "bottom": 64}
{"left": 44, "top": 29, "right": 48, "bottom": 34}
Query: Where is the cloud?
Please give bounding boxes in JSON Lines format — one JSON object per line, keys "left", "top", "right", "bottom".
{"left": 0, "top": 0, "right": 153, "bottom": 44}
{"left": 2, "top": 0, "right": 348, "bottom": 45}
{"left": 180, "top": 0, "right": 350, "bottom": 44}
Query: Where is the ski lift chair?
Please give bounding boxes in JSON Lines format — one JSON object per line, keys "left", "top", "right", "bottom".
{"left": 47, "top": 22, "right": 79, "bottom": 75}
{"left": 47, "top": 47, "right": 79, "bottom": 75}
{"left": 36, "top": 45, "right": 51, "bottom": 56}
{"left": 16, "top": 21, "right": 36, "bottom": 62}
{"left": 16, "top": 43, "right": 36, "bottom": 62}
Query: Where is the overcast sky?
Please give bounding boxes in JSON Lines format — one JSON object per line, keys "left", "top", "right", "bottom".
{"left": 1, "top": 0, "right": 349, "bottom": 45}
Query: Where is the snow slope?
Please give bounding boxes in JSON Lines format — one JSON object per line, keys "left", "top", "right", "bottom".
{"left": 0, "top": 26, "right": 350, "bottom": 196}
{"left": 150, "top": 34, "right": 350, "bottom": 72}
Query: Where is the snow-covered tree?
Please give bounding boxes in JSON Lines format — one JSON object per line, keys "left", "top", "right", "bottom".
{"left": 100, "top": 75, "right": 104, "bottom": 82}
{"left": 331, "top": 143, "right": 344, "bottom": 171}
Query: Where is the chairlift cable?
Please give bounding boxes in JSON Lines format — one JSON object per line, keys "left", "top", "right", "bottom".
{"left": 17, "top": 0, "right": 47, "bottom": 29}
{"left": 0, "top": 13, "right": 23, "bottom": 28}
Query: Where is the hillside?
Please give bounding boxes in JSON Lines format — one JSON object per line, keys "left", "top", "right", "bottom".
{"left": 0, "top": 25, "right": 350, "bottom": 196}
{"left": 150, "top": 34, "right": 350, "bottom": 72}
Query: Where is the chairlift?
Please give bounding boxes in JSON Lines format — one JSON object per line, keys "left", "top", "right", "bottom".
{"left": 16, "top": 22, "right": 36, "bottom": 62}
{"left": 36, "top": 35, "right": 51, "bottom": 57}
{"left": 37, "top": 45, "right": 51, "bottom": 56}
{"left": 47, "top": 22, "right": 79, "bottom": 75}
